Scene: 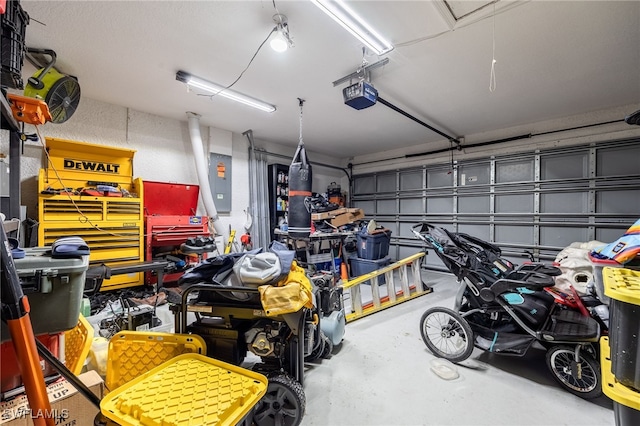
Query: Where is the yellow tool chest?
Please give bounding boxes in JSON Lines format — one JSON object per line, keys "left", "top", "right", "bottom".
{"left": 38, "top": 137, "right": 144, "bottom": 290}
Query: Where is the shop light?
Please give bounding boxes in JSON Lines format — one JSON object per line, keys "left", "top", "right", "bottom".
{"left": 176, "top": 71, "right": 276, "bottom": 113}
{"left": 311, "top": 0, "right": 394, "bottom": 55}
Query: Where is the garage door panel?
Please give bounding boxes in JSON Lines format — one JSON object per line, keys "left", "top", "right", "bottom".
{"left": 495, "top": 225, "right": 534, "bottom": 246}
{"left": 459, "top": 195, "right": 490, "bottom": 213}
{"left": 353, "top": 200, "right": 375, "bottom": 213}
{"left": 427, "top": 169, "right": 453, "bottom": 188}
{"left": 458, "top": 224, "right": 490, "bottom": 241}
{"left": 540, "top": 226, "right": 588, "bottom": 248}
{"left": 458, "top": 164, "right": 490, "bottom": 186}
{"left": 596, "top": 226, "right": 635, "bottom": 243}
{"left": 495, "top": 194, "right": 533, "bottom": 213}
{"left": 354, "top": 176, "right": 375, "bottom": 194}
{"left": 376, "top": 199, "right": 397, "bottom": 215}
{"left": 400, "top": 170, "right": 423, "bottom": 190}
{"left": 541, "top": 151, "right": 588, "bottom": 180}
{"left": 597, "top": 189, "right": 640, "bottom": 214}
{"left": 377, "top": 173, "right": 396, "bottom": 193}
{"left": 541, "top": 192, "right": 588, "bottom": 213}
{"left": 426, "top": 197, "right": 453, "bottom": 214}
{"left": 400, "top": 197, "right": 424, "bottom": 214}
{"left": 352, "top": 140, "right": 639, "bottom": 265}
{"left": 496, "top": 159, "right": 534, "bottom": 183}
{"left": 597, "top": 145, "right": 640, "bottom": 177}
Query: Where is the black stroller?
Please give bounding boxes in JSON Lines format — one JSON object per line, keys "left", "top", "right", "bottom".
{"left": 412, "top": 223, "right": 602, "bottom": 399}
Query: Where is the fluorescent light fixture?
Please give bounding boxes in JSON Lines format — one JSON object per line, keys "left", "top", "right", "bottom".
{"left": 176, "top": 71, "right": 276, "bottom": 113}
{"left": 311, "top": 0, "right": 394, "bottom": 55}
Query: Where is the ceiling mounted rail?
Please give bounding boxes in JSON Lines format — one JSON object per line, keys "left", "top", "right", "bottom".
{"left": 377, "top": 96, "right": 460, "bottom": 144}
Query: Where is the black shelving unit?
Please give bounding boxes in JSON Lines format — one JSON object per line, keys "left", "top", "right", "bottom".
{"left": 268, "top": 163, "right": 289, "bottom": 241}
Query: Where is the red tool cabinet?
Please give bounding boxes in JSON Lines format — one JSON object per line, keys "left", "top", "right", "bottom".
{"left": 143, "top": 181, "right": 210, "bottom": 285}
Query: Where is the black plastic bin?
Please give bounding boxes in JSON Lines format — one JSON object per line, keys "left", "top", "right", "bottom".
{"left": 603, "top": 267, "right": 640, "bottom": 391}
{"left": 600, "top": 336, "right": 640, "bottom": 426}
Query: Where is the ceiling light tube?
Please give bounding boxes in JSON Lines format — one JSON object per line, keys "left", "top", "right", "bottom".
{"left": 176, "top": 71, "right": 276, "bottom": 113}
{"left": 311, "top": 0, "right": 394, "bottom": 55}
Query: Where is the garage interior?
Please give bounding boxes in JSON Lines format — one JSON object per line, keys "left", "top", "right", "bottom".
{"left": 1, "top": 1, "right": 640, "bottom": 425}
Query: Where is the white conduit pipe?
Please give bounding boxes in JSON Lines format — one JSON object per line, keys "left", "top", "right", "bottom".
{"left": 186, "top": 112, "right": 222, "bottom": 235}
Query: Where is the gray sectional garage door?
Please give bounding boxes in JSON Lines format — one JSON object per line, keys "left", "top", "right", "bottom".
{"left": 351, "top": 139, "right": 640, "bottom": 270}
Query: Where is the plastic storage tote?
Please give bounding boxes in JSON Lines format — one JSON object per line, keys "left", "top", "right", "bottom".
{"left": 589, "top": 253, "right": 640, "bottom": 305}
{"left": 0, "top": 247, "right": 89, "bottom": 342}
{"left": 356, "top": 229, "right": 391, "bottom": 260}
{"left": 106, "top": 331, "right": 207, "bottom": 391}
{"left": 100, "top": 353, "right": 268, "bottom": 426}
{"left": 603, "top": 267, "right": 640, "bottom": 391}
{"left": 350, "top": 256, "right": 392, "bottom": 284}
{"left": 601, "top": 337, "right": 640, "bottom": 426}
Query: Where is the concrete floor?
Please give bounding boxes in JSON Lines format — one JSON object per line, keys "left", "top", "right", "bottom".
{"left": 301, "top": 271, "right": 615, "bottom": 426}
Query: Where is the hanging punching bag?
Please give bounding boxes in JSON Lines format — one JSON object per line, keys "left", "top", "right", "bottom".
{"left": 288, "top": 99, "right": 312, "bottom": 238}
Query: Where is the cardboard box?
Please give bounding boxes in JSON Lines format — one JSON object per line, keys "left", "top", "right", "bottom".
{"left": 0, "top": 371, "right": 103, "bottom": 426}
{"left": 311, "top": 208, "right": 365, "bottom": 227}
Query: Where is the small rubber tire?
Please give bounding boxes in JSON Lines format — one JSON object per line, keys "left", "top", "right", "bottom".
{"left": 545, "top": 345, "right": 602, "bottom": 399}
{"left": 321, "top": 333, "right": 333, "bottom": 359}
{"left": 304, "top": 330, "right": 326, "bottom": 362}
{"left": 420, "top": 307, "right": 474, "bottom": 363}
{"left": 252, "top": 373, "right": 306, "bottom": 426}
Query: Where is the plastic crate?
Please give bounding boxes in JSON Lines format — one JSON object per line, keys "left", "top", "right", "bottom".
{"left": 106, "top": 331, "right": 207, "bottom": 391}
{"left": 0, "top": 247, "right": 89, "bottom": 343}
{"left": 589, "top": 253, "right": 640, "bottom": 306}
{"left": 350, "top": 256, "right": 391, "bottom": 284}
{"left": 604, "top": 267, "right": 640, "bottom": 391}
{"left": 65, "top": 314, "right": 94, "bottom": 375}
{"left": 100, "top": 353, "right": 268, "bottom": 426}
{"left": 0, "top": 0, "right": 29, "bottom": 89}
{"left": 356, "top": 230, "right": 391, "bottom": 260}
{"left": 600, "top": 337, "right": 640, "bottom": 426}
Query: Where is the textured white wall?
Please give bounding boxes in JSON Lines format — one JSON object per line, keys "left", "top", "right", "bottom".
{"left": 0, "top": 97, "right": 345, "bottom": 249}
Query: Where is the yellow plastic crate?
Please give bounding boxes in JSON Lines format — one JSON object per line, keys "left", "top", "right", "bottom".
{"left": 64, "top": 314, "right": 94, "bottom": 375}
{"left": 100, "top": 353, "right": 268, "bottom": 426}
{"left": 603, "top": 267, "right": 640, "bottom": 305}
{"left": 106, "top": 331, "right": 206, "bottom": 391}
{"left": 600, "top": 337, "right": 640, "bottom": 410}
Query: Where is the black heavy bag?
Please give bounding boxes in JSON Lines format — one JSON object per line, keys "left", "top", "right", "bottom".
{"left": 288, "top": 143, "right": 312, "bottom": 238}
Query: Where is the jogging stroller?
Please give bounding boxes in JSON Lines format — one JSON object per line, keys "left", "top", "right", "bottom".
{"left": 412, "top": 223, "right": 602, "bottom": 399}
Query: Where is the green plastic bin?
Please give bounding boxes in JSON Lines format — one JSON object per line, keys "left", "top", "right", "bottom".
{"left": 1, "top": 247, "right": 89, "bottom": 342}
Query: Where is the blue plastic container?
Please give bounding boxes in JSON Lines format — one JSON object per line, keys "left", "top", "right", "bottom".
{"left": 356, "top": 230, "right": 391, "bottom": 260}
{"left": 349, "top": 256, "right": 391, "bottom": 284}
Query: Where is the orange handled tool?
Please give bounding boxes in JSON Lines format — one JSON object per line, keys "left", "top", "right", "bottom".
{"left": 1, "top": 222, "right": 54, "bottom": 426}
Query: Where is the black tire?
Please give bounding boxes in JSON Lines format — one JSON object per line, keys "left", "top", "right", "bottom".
{"left": 304, "top": 330, "right": 326, "bottom": 362}
{"left": 252, "top": 373, "right": 305, "bottom": 426}
{"left": 545, "top": 345, "right": 602, "bottom": 399}
{"left": 321, "top": 333, "right": 333, "bottom": 359}
{"left": 420, "top": 307, "right": 474, "bottom": 363}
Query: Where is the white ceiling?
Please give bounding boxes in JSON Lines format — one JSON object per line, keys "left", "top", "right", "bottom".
{"left": 18, "top": 0, "right": 640, "bottom": 158}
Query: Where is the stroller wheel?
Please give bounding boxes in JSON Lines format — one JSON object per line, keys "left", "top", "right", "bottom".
{"left": 420, "top": 307, "right": 474, "bottom": 363}
{"left": 545, "top": 345, "right": 602, "bottom": 399}
{"left": 252, "top": 373, "right": 305, "bottom": 426}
